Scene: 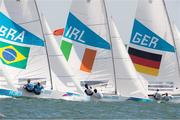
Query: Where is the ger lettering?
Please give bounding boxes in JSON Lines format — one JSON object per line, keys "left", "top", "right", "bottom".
{"left": 132, "top": 32, "right": 159, "bottom": 48}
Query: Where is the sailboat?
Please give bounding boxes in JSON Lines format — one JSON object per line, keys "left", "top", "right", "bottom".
{"left": 42, "top": 16, "right": 88, "bottom": 101}
{"left": 128, "top": 0, "right": 180, "bottom": 102}
{"left": 58, "top": 0, "right": 150, "bottom": 102}
{"left": 172, "top": 24, "right": 180, "bottom": 73}
{"left": 0, "top": 0, "right": 87, "bottom": 101}
{"left": 0, "top": 0, "right": 23, "bottom": 98}
{"left": 171, "top": 24, "right": 180, "bottom": 96}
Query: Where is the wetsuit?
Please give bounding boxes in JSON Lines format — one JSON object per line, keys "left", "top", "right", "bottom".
{"left": 85, "top": 88, "right": 93, "bottom": 96}
{"left": 154, "top": 92, "right": 161, "bottom": 100}
{"left": 162, "top": 95, "right": 173, "bottom": 102}
{"left": 92, "top": 92, "right": 103, "bottom": 99}
{"left": 24, "top": 83, "right": 34, "bottom": 92}
{"left": 34, "top": 85, "right": 44, "bottom": 95}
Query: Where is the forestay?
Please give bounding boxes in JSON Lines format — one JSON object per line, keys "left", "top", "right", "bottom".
{"left": 60, "top": 0, "right": 149, "bottom": 99}
{"left": 172, "top": 24, "right": 180, "bottom": 71}
{"left": 42, "top": 16, "right": 84, "bottom": 94}
{"left": 110, "top": 18, "right": 148, "bottom": 98}
{"left": 60, "top": 0, "right": 115, "bottom": 94}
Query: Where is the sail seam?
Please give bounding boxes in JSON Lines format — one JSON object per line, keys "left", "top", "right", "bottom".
{"left": 18, "top": 19, "right": 40, "bottom": 25}
{"left": 87, "top": 23, "right": 108, "bottom": 26}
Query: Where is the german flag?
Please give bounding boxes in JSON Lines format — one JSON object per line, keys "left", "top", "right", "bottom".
{"left": 128, "top": 47, "right": 162, "bottom": 76}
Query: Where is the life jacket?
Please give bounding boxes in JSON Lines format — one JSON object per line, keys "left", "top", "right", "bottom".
{"left": 85, "top": 88, "right": 93, "bottom": 96}
{"left": 34, "top": 85, "right": 43, "bottom": 95}
{"left": 92, "top": 92, "right": 103, "bottom": 99}
{"left": 25, "top": 83, "right": 34, "bottom": 92}
{"left": 154, "top": 92, "right": 161, "bottom": 100}
{"left": 162, "top": 95, "right": 172, "bottom": 102}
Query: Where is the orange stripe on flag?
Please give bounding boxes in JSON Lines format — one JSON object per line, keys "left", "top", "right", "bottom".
{"left": 53, "top": 28, "right": 64, "bottom": 36}
{"left": 80, "top": 48, "right": 97, "bottom": 73}
{"left": 134, "top": 64, "right": 159, "bottom": 76}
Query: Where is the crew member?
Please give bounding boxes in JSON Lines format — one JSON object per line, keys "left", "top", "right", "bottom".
{"left": 92, "top": 89, "right": 103, "bottom": 99}
{"left": 84, "top": 84, "right": 93, "bottom": 96}
{"left": 23, "top": 79, "right": 34, "bottom": 92}
{"left": 34, "top": 82, "right": 44, "bottom": 95}
{"left": 154, "top": 89, "right": 162, "bottom": 101}
{"left": 162, "top": 93, "right": 173, "bottom": 102}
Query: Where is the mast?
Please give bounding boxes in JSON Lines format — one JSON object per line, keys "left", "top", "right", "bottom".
{"left": 102, "top": 0, "right": 118, "bottom": 95}
{"left": 34, "top": 0, "right": 53, "bottom": 90}
{"left": 162, "top": 0, "right": 180, "bottom": 78}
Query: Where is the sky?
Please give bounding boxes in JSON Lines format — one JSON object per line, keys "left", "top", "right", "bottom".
{"left": 36, "top": 0, "right": 180, "bottom": 44}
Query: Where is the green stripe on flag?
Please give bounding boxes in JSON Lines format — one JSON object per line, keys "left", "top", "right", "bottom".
{"left": 0, "top": 41, "right": 30, "bottom": 69}
{"left": 60, "top": 40, "right": 72, "bottom": 61}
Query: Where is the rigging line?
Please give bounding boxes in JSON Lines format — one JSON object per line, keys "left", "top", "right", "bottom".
{"left": 103, "top": 0, "right": 118, "bottom": 95}
{"left": 15, "top": 67, "right": 46, "bottom": 79}
{"left": 18, "top": 19, "right": 40, "bottom": 25}
{"left": 56, "top": 75, "right": 76, "bottom": 77}
{"left": 21, "top": 67, "right": 46, "bottom": 76}
{"left": 34, "top": 0, "right": 53, "bottom": 90}
{"left": 47, "top": 55, "right": 64, "bottom": 57}
{"left": 15, "top": 56, "right": 35, "bottom": 78}
{"left": 87, "top": 23, "right": 108, "bottom": 26}
{"left": 163, "top": 0, "right": 180, "bottom": 79}
{"left": 22, "top": 72, "right": 48, "bottom": 78}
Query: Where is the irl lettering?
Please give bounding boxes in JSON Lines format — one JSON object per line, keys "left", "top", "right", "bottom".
{"left": 132, "top": 32, "right": 159, "bottom": 48}
{"left": 65, "top": 26, "right": 85, "bottom": 43}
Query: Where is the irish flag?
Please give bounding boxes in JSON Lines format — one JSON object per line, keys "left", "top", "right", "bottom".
{"left": 60, "top": 12, "right": 110, "bottom": 73}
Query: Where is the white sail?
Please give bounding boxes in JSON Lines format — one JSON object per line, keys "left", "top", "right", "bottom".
{"left": 110, "top": 18, "right": 148, "bottom": 98}
{"left": 42, "top": 15, "right": 84, "bottom": 94}
{"left": 172, "top": 24, "right": 180, "bottom": 69}
{"left": 61, "top": 0, "right": 115, "bottom": 94}
{"left": 1, "top": 0, "right": 51, "bottom": 90}
{"left": 128, "top": 0, "right": 180, "bottom": 94}
{"left": 0, "top": 0, "right": 15, "bottom": 89}
{"left": 172, "top": 24, "right": 180, "bottom": 93}
{"left": 0, "top": 0, "right": 85, "bottom": 100}
{"left": 0, "top": 0, "right": 14, "bottom": 97}
{"left": 59, "top": 0, "right": 149, "bottom": 99}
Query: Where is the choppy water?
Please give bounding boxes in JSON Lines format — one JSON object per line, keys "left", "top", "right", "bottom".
{"left": 0, "top": 98, "right": 180, "bottom": 119}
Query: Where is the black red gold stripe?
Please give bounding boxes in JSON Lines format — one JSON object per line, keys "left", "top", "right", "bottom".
{"left": 128, "top": 47, "right": 162, "bottom": 62}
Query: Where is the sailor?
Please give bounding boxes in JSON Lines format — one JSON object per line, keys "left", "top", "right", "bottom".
{"left": 154, "top": 89, "right": 162, "bottom": 101}
{"left": 33, "top": 82, "right": 44, "bottom": 95}
{"left": 84, "top": 84, "right": 93, "bottom": 96}
{"left": 92, "top": 89, "right": 103, "bottom": 99}
{"left": 23, "top": 79, "right": 34, "bottom": 92}
{"left": 162, "top": 93, "right": 173, "bottom": 102}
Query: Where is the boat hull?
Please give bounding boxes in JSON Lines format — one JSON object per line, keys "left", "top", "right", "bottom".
{"left": 18, "top": 87, "right": 89, "bottom": 101}
{"left": 0, "top": 95, "right": 11, "bottom": 99}
{"left": 90, "top": 95, "right": 127, "bottom": 102}
{"left": 149, "top": 94, "right": 180, "bottom": 103}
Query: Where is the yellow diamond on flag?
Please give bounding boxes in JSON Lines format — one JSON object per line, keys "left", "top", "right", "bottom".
{"left": 0, "top": 46, "right": 26, "bottom": 64}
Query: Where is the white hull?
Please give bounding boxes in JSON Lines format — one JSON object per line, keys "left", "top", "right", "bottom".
{"left": 90, "top": 95, "right": 128, "bottom": 102}
{"left": 0, "top": 95, "right": 11, "bottom": 99}
{"left": 0, "top": 88, "right": 151, "bottom": 103}
{"left": 6, "top": 88, "right": 130, "bottom": 102}
{"left": 18, "top": 88, "right": 128, "bottom": 102}
{"left": 149, "top": 94, "right": 180, "bottom": 103}
{"left": 170, "top": 96, "right": 180, "bottom": 103}
{"left": 18, "top": 88, "right": 89, "bottom": 101}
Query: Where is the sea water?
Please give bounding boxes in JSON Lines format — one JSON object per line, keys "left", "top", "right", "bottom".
{"left": 0, "top": 98, "right": 180, "bottom": 119}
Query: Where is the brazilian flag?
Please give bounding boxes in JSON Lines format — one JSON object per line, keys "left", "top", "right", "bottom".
{"left": 0, "top": 41, "right": 30, "bottom": 69}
